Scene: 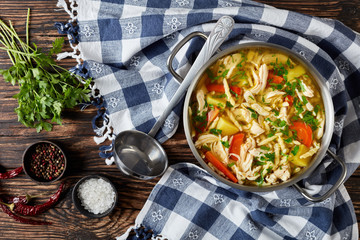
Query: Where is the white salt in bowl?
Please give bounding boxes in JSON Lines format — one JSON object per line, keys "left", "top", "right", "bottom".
{"left": 72, "top": 175, "right": 118, "bottom": 218}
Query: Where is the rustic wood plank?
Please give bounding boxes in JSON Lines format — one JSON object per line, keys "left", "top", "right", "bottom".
{"left": 0, "top": 0, "right": 359, "bottom": 239}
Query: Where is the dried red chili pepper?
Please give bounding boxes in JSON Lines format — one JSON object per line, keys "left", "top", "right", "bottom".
{"left": 12, "top": 182, "right": 64, "bottom": 216}
{"left": 3, "top": 194, "right": 34, "bottom": 204}
{"left": 0, "top": 202, "right": 51, "bottom": 225}
{"left": 0, "top": 166, "right": 23, "bottom": 179}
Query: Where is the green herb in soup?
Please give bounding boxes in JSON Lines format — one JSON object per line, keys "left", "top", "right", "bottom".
{"left": 190, "top": 47, "right": 325, "bottom": 186}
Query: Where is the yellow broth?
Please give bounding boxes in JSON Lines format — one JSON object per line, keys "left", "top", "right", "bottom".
{"left": 190, "top": 47, "right": 325, "bottom": 186}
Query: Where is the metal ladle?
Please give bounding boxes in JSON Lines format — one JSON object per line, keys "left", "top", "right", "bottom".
{"left": 113, "top": 16, "right": 235, "bottom": 180}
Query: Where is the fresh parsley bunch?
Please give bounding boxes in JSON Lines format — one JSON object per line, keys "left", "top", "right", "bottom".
{"left": 0, "top": 9, "right": 91, "bottom": 132}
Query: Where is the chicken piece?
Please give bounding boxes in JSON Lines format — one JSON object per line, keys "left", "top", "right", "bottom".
{"left": 250, "top": 121, "right": 265, "bottom": 137}
{"left": 265, "top": 173, "right": 278, "bottom": 184}
{"left": 251, "top": 103, "right": 270, "bottom": 116}
{"left": 212, "top": 141, "right": 229, "bottom": 165}
{"left": 300, "top": 80, "right": 314, "bottom": 98}
{"left": 195, "top": 134, "right": 219, "bottom": 148}
{"left": 245, "top": 166, "right": 262, "bottom": 181}
{"left": 222, "top": 54, "right": 243, "bottom": 78}
{"left": 244, "top": 90, "right": 256, "bottom": 104}
{"left": 223, "top": 78, "right": 236, "bottom": 106}
{"left": 196, "top": 89, "right": 207, "bottom": 115}
{"left": 278, "top": 105, "right": 288, "bottom": 123}
{"left": 264, "top": 90, "right": 285, "bottom": 100}
{"left": 250, "top": 64, "right": 268, "bottom": 94}
{"left": 233, "top": 108, "right": 252, "bottom": 123}
{"left": 226, "top": 109, "right": 243, "bottom": 131}
{"left": 295, "top": 89, "right": 313, "bottom": 111}
{"left": 314, "top": 112, "right": 325, "bottom": 140}
{"left": 240, "top": 152, "right": 254, "bottom": 173}
{"left": 273, "top": 164, "right": 291, "bottom": 182}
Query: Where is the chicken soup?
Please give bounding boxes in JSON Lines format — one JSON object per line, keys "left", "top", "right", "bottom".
{"left": 189, "top": 47, "right": 325, "bottom": 186}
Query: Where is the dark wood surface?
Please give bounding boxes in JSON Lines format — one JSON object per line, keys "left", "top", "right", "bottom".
{"left": 0, "top": 1, "right": 359, "bottom": 239}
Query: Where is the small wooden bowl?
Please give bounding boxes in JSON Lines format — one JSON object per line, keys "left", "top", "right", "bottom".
{"left": 72, "top": 175, "right": 118, "bottom": 218}
{"left": 22, "top": 140, "right": 67, "bottom": 183}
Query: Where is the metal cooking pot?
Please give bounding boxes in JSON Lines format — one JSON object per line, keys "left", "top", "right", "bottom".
{"left": 168, "top": 33, "right": 347, "bottom": 202}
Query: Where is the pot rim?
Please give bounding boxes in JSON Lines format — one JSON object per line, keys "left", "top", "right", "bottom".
{"left": 183, "top": 41, "right": 335, "bottom": 192}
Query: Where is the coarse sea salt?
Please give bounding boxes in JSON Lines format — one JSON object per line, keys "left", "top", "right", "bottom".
{"left": 77, "top": 178, "right": 116, "bottom": 214}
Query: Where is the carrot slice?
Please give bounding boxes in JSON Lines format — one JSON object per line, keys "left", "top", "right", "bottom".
{"left": 268, "top": 70, "right": 284, "bottom": 84}
{"left": 205, "top": 151, "right": 238, "bottom": 183}
{"left": 289, "top": 121, "right": 313, "bottom": 147}
{"left": 206, "top": 84, "right": 225, "bottom": 93}
{"left": 229, "top": 133, "right": 245, "bottom": 161}
{"left": 230, "top": 86, "right": 242, "bottom": 95}
{"left": 285, "top": 95, "right": 294, "bottom": 106}
{"left": 206, "top": 84, "right": 242, "bottom": 97}
{"left": 206, "top": 106, "right": 220, "bottom": 128}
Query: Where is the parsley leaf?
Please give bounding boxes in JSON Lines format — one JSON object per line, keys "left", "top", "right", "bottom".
{"left": 0, "top": 10, "right": 91, "bottom": 132}
{"left": 221, "top": 140, "right": 230, "bottom": 148}
{"left": 291, "top": 145, "right": 300, "bottom": 156}
{"left": 210, "top": 128, "right": 222, "bottom": 136}
{"left": 226, "top": 101, "right": 234, "bottom": 108}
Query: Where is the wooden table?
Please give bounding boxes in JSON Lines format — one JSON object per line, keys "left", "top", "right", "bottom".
{"left": 0, "top": 1, "right": 359, "bottom": 239}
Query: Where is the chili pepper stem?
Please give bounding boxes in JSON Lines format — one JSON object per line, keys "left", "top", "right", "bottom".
{"left": 0, "top": 201, "right": 15, "bottom": 211}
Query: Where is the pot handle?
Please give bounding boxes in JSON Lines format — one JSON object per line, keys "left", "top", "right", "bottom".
{"left": 167, "top": 31, "right": 208, "bottom": 83}
{"left": 293, "top": 149, "right": 347, "bottom": 202}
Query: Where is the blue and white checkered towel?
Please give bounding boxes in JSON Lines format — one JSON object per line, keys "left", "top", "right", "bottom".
{"left": 118, "top": 163, "right": 357, "bottom": 240}
{"left": 56, "top": 0, "right": 360, "bottom": 239}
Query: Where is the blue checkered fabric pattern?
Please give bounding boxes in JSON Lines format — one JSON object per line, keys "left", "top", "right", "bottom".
{"left": 118, "top": 163, "right": 357, "bottom": 239}
{"left": 56, "top": 0, "right": 360, "bottom": 239}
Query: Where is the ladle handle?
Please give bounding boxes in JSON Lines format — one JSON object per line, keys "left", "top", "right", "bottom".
{"left": 148, "top": 16, "right": 235, "bottom": 138}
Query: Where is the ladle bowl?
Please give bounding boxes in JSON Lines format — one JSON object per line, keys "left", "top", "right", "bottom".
{"left": 114, "top": 130, "right": 168, "bottom": 179}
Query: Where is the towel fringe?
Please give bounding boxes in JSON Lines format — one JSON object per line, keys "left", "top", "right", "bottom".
{"left": 56, "top": 0, "right": 115, "bottom": 163}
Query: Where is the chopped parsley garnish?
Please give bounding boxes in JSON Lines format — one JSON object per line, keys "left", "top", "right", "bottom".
{"left": 254, "top": 160, "right": 267, "bottom": 166}
{"left": 221, "top": 140, "right": 230, "bottom": 148}
{"left": 210, "top": 128, "right": 222, "bottom": 136}
{"left": 208, "top": 104, "right": 215, "bottom": 110}
{"left": 284, "top": 137, "right": 293, "bottom": 143}
{"left": 267, "top": 129, "right": 276, "bottom": 138}
{"left": 260, "top": 146, "right": 270, "bottom": 151}
{"left": 206, "top": 68, "right": 215, "bottom": 81}
{"left": 314, "top": 104, "right": 320, "bottom": 115}
{"left": 271, "top": 119, "right": 287, "bottom": 128}
{"left": 264, "top": 152, "right": 275, "bottom": 163}
{"left": 269, "top": 83, "right": 283, "bottom": 90}
{"left": 194, "top": 111, "right": 207, "bottom": 123}
{"left": 301, "top": 96, "right": 308, "bottom": 104}
{"left": 247, "top": 108, "right": 258, "bottom": 119}
{"left": 270, "top": 58, "right": 288, "bottom": 77}
{"left": 226, "top": 101, "right": 234, "bottom": 108}
{"left": 302, "top": 111, "right": 319, "bottom": 130}
{"left": 255, "top": 171, "right": 264, "bottom": 185}
{"left": 231, "top": 70, "right": 247, "bottom": 80}
{"left": 291, "top": 145, "right": 300, "bottom": 156}
{"left": 202, "top": 145, "right": 211, "bottom": 151}
{"left": 286, "top": 58, "right": 294, "bottom": 69}
{"left": 213, "top": 94, "right": 227, "bottom": 98}
{"left": 207, "top": 68, "right": 229, "bottom": 82}
{"left": 229, "top": 89, "right": 239, "bottom": 98}
{"left": 228, "top": 162, "right": 235, "bottom": 168}
{"left": 272, "top": 109, "right": 280, "bottom": 116}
